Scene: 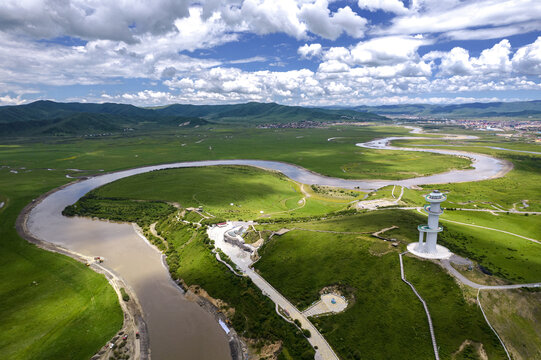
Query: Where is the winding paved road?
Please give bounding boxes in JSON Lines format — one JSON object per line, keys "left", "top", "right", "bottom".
{"left": 246, "top": 267, "right": 339, "bottom": 360}
{"left": 208, "top": 224, "right": 339, "bottom": 360}
{"left": 440, "top": 260, "right": 541, "bottom": 290}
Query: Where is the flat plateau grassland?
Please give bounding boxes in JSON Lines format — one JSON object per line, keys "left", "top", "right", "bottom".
{"left": 89, "top": 166, "right": 353, "bottom": 219}
{"left": 0, "top": 126, "right": 470, "bottom": 180}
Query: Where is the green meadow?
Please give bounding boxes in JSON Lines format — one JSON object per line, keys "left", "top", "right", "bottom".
{"left": 0, "top": 169, "right": 123, "bottom": 360}
{"left": 255, "top": 226, "right": 506, "bottom": 360}
{"left": 87, "top": 166, "right": 352, "bottom": 220}
{"left": 0, "top": 125, "right": 470, "bottom": 180}
{"left": 0, "top": 123, "right": 538, "bottom": 359}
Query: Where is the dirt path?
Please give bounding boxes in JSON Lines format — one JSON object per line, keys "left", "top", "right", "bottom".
{"left": 372, "top": 225, "right": 398, "bottom": 239}
{"left": 289, "top": 228, "right": 371, "bottom": 235}
{"left": 262, "top": 196, "right": 306, "bottom": 216}
{"left": 149, "top": 222, "right": 167, "bottom": 244}
{"left": 300, "top": 183, "right": 311, "bottom": 198}
{"left": 395, "top": 186, "right": 404, "bottom": 203}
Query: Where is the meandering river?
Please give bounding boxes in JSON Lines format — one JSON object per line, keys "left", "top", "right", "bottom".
{"left": 24, "top": 133, "right": 510, "bottom": 359}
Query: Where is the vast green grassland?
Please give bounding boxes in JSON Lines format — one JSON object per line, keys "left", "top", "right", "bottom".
{"left": 0, "top": 126, "right": 470, "bottom": 180}
{"left": 1, "top": 125, "right": 468, "bottom": 360}
{"left": 88, "top": 166, "right": 352, "bottom": 219}
{"left": 0, "top": 124, "right": 538, "bottom": 359}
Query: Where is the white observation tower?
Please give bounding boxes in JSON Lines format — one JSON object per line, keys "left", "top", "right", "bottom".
{"left": 408, "top": 190, "right": 452, "bottom": 259}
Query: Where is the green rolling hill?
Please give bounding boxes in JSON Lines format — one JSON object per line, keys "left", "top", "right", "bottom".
{"left": 0, "top": 101, "right": 385, "bottom": 136}
{"left": 348, "top": 100, "right": 541, "bottom": 118}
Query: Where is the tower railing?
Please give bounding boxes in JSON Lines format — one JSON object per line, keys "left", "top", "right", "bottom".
{"left": 417, "top": 224, "right": 443, "bottom": 232}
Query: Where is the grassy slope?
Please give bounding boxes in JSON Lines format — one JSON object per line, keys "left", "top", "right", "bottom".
{"left": 260, "top": 209, "right": 541, "bottom": 284}
{"left": 256, "top": 230, "right": 433, "bottom": 360}
{"left": 0, "top": 171, "right": 123, "bottom": 360}
{"left": 479, "top": 289, "right": 541, "bottom": 360}
{"left": 438, "top": 221, "right": 541, "bottom": 283}
{"left": 156, "top": 221, "right": 314, "bottom": 359}
{"left": 255, "top": 225, "right": 505, "bottom": 359}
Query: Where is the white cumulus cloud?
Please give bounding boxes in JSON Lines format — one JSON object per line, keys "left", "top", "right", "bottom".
{"left": 512, "top": 36, "right": 541, "bottom": 75}
{"left": 357, "top": 0, "right": 408, "bottom": 15}
{"left": 298, "top": 43, "right": 322, "bottom": 59}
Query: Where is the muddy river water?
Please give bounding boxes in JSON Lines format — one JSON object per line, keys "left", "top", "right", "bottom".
{"left": 25, "top": 135, "right": 509, "bottom": 359}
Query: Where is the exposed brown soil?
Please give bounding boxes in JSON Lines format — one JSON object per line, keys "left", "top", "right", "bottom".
{"left": 184, "top": 285, "right": 248, "bottom": 360}
{"left": 452, "top": 340, "right": 488, "bottom": 360}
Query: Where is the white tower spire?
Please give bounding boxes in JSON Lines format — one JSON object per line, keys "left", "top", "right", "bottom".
{"left": 408, "top": 190, "right": 452, "bottom": 259}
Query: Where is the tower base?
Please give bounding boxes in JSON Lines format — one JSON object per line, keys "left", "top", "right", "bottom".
{"left": 407, "top": 242, "right": 452, "bottom": 260}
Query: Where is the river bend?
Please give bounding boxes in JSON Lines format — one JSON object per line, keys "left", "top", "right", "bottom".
{"left": 25, "top": 134, "right": 510, "bottom": 359}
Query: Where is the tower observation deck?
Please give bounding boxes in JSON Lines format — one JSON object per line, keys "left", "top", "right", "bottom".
{"left": 408, "top": 190, "right": 452, "bottom": 259}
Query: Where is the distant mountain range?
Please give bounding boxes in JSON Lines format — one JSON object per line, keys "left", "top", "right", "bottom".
{"left": 0, "top": 101, "right": 384, "bottom": 136}
{"left": 346, "top": 100, "right": 541, "bottom": 118}
{"left": 2, "top": 99, "right": 538, "bottom": 137}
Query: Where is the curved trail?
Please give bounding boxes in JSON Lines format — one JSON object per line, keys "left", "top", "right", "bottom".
{"left": 23, "top": 127, "right": 516, "bottom": 359}
{"left": 440, "top": 260, "right": 541, "bottom": 290}
{"left": 414, "top": 207, "right": 540, "bottom": 245}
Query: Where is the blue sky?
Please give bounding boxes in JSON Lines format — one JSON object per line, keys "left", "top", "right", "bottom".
{"left": 0, "top": 0, "right": 540, "bottom": 106}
